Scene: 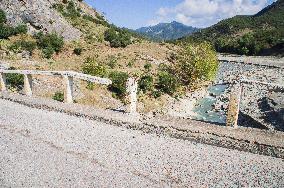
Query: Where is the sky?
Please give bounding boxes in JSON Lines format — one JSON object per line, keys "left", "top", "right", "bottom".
{"left": 85, "top": 0, "right": 277, "bottom": 29}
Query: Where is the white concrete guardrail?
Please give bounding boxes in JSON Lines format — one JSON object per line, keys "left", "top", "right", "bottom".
{"left": 0, "top": 69, "right": 139, "bottom": 114}
{"left": 226, "top": 78, "right": 284, "bottom": 128}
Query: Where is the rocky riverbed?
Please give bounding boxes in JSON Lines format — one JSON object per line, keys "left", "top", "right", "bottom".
{"left": 167, "top": 59, "right": 284, "bottom": 131}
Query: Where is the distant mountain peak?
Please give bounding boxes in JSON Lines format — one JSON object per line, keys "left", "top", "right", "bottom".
{"left": 135, "top": 21, "right": 199, "bottom": 41}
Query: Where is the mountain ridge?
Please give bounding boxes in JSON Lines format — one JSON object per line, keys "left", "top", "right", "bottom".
{"left": 135, "top": 21, "right": 199, "bottom": 41}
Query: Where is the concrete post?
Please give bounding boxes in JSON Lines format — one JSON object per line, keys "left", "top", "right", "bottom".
{"left": 126, "top": 77, "right": 138, "bottom": 114}
{"left": 0, "top": 73, "right": 6, "bottom": 91}
{"left": 23, "top": 74, "right": 33, "bottom": 96}
{"left": 63, "top": 76, "right": 73, "bottom": 104}
{"left": 226, "top": 82, "right": 242, "bottom": 128}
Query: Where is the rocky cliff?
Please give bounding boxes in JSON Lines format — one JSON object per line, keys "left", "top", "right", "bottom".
{"left": 0, "top": 0, "right": 84, "bottom": 40}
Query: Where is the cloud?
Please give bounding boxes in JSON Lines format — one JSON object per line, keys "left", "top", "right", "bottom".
{"left": 148, "top": 0, "right": 275, "bottom": 28}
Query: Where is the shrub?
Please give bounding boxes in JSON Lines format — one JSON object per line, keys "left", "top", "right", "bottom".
{"left": 144, "top": 63, "right": 152, "bottom": 72}
{"left": 9, "top": 40, "right": 37, "bottom": 54}
{"left": 53, "top": 91, "right": 64, "bottom": 102}
{"left": 108, "top": 71, "right": 129, "bottom": 98}
{"left": 74, "top": 47, "right": 82, "bottom": 55}
{"left": 127, "top": 59, "right": 135, "bottom": 68}
{"left": 13, "top": 25, "right": 28, "bottom": 35}
{"left": 175, "top": 42, "right": 218, "bottom": 85}
{"left": 35, "top": 32, "right": 64, "bottom": 58}
{"left": 107, "top": 55, "right": 117, "bottom": 69}
{"left": 83, "top": 14, "right": 95, "bottom": 22}
{"left": 0, "top": 24, "right": 27, "bottom": 39}
{"left": 0, "top": 9, "right": 27, "bottom": 39}
{"left": 152, "top": 90, "right": 162, "bottom": 98}
{"left": 157, "top": 71, "right": 179, "bottom": 95}
{"left": 82, "top": 57, "right": 107, "bottom": 77}
{"left": 0, "top": 10, "right": 6, "bottom": 24}
{"left": 6, "top": 67, "right": 24, "bottom": 89}
{"left": 65, "top": 1, "right": 81, "bottom": 19}
{"left": 104, "top": 27, "right": 131, "bottom": 48}
{"left": 138, "top": 75, "right": 154, "bottom": 93}
{"left": 42, "top": 46, "right": 55, "bottom": 59}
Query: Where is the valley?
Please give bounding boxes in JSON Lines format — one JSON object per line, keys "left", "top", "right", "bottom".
{"left": 0, "top": 0, "right": 283, "bottom": 187}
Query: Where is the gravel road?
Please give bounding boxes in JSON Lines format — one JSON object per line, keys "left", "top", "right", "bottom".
{"left": 0, "top": 99, "right": 284, "bottom": 187}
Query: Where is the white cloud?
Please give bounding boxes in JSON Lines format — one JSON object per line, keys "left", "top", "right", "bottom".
{"left": 148, "top": 0, "right": 275, "bottom": 28}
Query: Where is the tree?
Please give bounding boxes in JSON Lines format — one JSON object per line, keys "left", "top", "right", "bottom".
{"left": 175, "top": 42, "right": 218, "bottom": 85}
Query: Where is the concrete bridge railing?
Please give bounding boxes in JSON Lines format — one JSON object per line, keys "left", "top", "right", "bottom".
{"left": 226, "top": 78, "right": 284, "bottom": 128}
{"left": 0, "top": 69, "right": 139, "bottom": 114}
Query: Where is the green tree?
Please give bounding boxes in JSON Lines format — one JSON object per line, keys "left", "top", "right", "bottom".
{"left": 175, "top": 42, "right": 218, "bottom": 85}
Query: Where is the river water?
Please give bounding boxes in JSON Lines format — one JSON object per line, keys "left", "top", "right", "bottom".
{"left": 192, "top": 84, "right": 228, "bottom": 124}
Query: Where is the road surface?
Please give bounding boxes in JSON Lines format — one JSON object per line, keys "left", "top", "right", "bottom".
{"left": 0, "top": 99, "right": 283, "bottom": 187}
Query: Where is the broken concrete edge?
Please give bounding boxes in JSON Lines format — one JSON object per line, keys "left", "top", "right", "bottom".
{"left": 0, "top": 92, "right": 283, "bottom": 159}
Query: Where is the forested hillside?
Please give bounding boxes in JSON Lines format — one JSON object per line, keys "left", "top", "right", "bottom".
{"left": 179, "top": 0, "right": 284, "bottom": 56}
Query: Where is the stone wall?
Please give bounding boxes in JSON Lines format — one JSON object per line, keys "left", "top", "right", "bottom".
{"left": 0, "top": 0, "right": 82, "bottom": 40}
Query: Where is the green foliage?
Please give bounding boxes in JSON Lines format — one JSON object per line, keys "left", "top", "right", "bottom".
{"left": 175, "top": 42, "right": 218, "bottom": 85}
{"left": 157, "top": 71, "right": 179, "bottom": 95}
{"left": 104, "top": 27, "right": 131, "bottom": 48}
{"left": 144, "top": 63, "right": 152, "bottom": 72}
{"left": 0, "top": 9, "right": 28, "bottom": 39}
{"left": 6, "top": 67, "right": 24, "bottom": 89}
{"left": 9, "top": 40, "right": 37, "bottom": 54}
{"left": 108, "top": 71, "right": 129, "bottom": 98}
{"left": 65, "top": 1, "right": 81, "bottom": 19}
{"left": 127, "top": 59, "right": 135, "bottom": 68}
{"left": 53, "top": 91, "right": 64, "bottom": 102}
{"left": 82, "top": 57, "right": 107, "bottom": 77}
{"left": 35, "top": 32, "right": 64, "bottom": 58}
{"left": 152, "top": 90, "right": 162, "bottom": 98}
{"left": 138, "top": 75, "right": 154, "bottom": 93}
{"left": 0, "top": 9, "right": 6, "bottom": 24}
{"left": 53, "top": 1, "right": 81, "bottom": 20}
{"left": 82, "top": 14, "right": 95, "bottom": 22}
{"left": 107, "top": 55, "right": 118, "bottom": 69}
{"left": 0, "top": 24, "right": 27, "bottom": 39}
{"left": 181, "top": 0, "right": 284, "bottom": 56}
{"left": 74, "top": 47, "right": 82, "bottom": 55}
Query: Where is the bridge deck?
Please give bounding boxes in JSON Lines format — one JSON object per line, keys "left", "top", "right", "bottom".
{"left": 0, "top": 99, "right": 283, "bottom": 187}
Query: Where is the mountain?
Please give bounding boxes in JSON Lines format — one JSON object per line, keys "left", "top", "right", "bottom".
{"left": 179, "top": 0, "right": 284, "bottom": 56}
{"left": 135, "top": 21, "right": 199, "bottom": 41}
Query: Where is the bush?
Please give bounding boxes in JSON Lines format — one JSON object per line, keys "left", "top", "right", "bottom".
{"left": 53, "top": 1, "right": 81, "bottom": 20}
{"left": 6, "top": 67, "right": 24, "bottom": 89}
{"left": 13, "top": 25, "right": 28, "bottom": 35}
{"left": 0, "top": 10, "right": 6, "bottom": 24}
{"left": 108, "top": 71, "right": 129, "bottom": 98}
{"left": 144, "top": 63, "right": 152, "bottom": 72}
{"left": 74, "top": 47, "right": 82, "bottom": 55}
{"left": 82, "top": 57, "right": 107, "bottom": 77}
{"left": 138, "top": 75, "right": 154, "bottom": 93}
{"left": 9, "top": 40, "right": 37, "bottom": 54}
{"left": 107, "top": 55, "right": 117, "bottom": 69}
{"left": 0, "top": 24, "right": 27, "bottom": 39}
{"left": 65, "top": 1, "right": 81, "bottom": 19}
{"left": 53, "top": 91, "right": 64, "bottom": 102}
{"left": 83, "top": 14, "right": 95, "bottom": 22}
{"left": 35, "top": 32, "right": 64, "bottom": 58}
{"left": 104, "top": 27, "right": 131, "bottom": 48}
{"left": 152, "top": 90, "right": 162, "bottom": 98}
{"left": 0, "top": 9, "right": 27, "bottom": 39}
{"left": 157, "top": 71, "right": 179, "bottom": 95}
{"left": 175, "top": 42, "right": 218, "bottom": 85}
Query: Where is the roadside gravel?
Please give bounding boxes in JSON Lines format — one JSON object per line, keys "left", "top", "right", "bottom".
{"left": 1, "top": 99, "right": 284, "bottom": 187}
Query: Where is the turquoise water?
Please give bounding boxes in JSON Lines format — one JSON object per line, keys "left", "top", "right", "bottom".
{"left": 192, "top": 84, "right": 228, "bottom": 124}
